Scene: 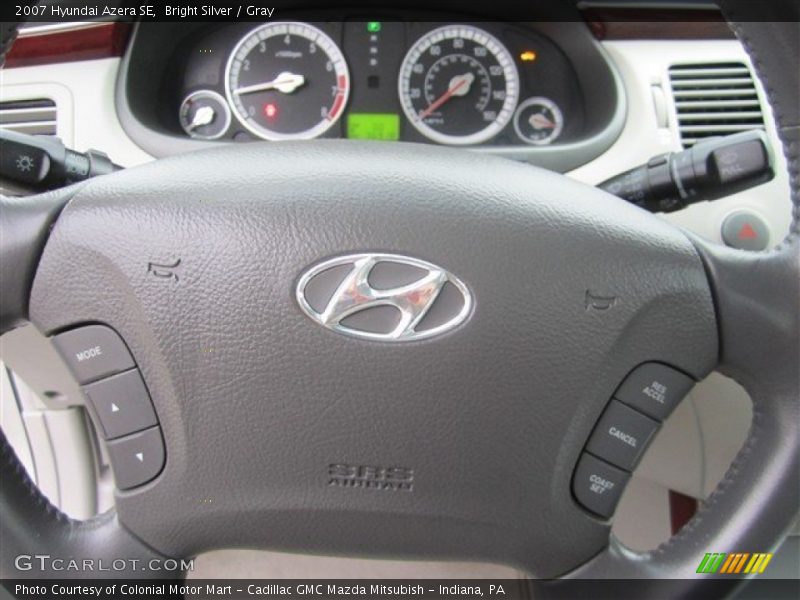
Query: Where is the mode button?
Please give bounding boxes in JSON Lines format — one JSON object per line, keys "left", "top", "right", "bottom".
{"left": 52, "top": 325, "right": 135, "bottom": 384}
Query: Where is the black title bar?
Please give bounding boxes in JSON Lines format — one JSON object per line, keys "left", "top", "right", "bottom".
{"left": 3, "top": 0, "right": 800, "bottom": 23}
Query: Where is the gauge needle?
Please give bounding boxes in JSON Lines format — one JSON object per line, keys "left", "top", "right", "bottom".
{"left": 418, "top": 73, "right": 475, "bottom": 120}
{"left": 234, "top": 71, "right": 306, "bottom": 96}
{"left": 187, "top": 105, "right": 215, "bottom": 131}
{"left": 529, "top": 113, "right": 556, "bottom": 130}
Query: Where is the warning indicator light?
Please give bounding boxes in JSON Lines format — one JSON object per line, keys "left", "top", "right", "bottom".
{"left": 520, "top": 51, "right": 537, "bottom": 62}
{"left": 263, "top": 103, "right": 279, "bottom": 119}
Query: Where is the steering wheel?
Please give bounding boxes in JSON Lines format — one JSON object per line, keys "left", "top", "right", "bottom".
{"left": 1, "top": 3, "right": 797, "bottom": 594}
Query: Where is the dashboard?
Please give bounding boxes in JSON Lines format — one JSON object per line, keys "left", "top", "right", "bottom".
{"left": 176, "top": 21, "right": 581, "bottom": 146}
{"left": 118, "top": 18, "right": 624, "bottom": 171}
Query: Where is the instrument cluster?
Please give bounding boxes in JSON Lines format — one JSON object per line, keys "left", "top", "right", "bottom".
{"left": 173, "top": 21, "right": 585, "bottom": 147}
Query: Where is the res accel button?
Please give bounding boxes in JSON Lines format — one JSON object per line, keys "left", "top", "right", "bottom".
{"left": 106, "top": 426, "right": 165, "bottom": 490}
{"left": 614, "top": 362, "right": 695, "bottom": 421}
{"left": 572, "top": 453, "right": 630, "bottom": 519}
{"left": 83, "top": 370, "right": 157, "bottom": 440}
{"left": 586, "top": 400, "right": 659, "bottom": 471}
{"left": 52, "top": 325, "right": 135, "bottom": 384}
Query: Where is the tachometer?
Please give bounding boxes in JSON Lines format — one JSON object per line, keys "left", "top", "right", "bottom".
{"left": 398, "top": 25, "right": 519, "bottom": 145}
{"left": 225, "top": 22, "right": 349, "bottom": 141}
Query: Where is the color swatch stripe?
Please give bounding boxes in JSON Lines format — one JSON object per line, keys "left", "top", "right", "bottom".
{"left": 720, "top": 553, "right": 737, "bottom": 573}
{"left": 711, "top": 553, "right": 726, "bottom": 573}
{"left": 734, "top": 553, "right": 749, "bottom": 573}
{"left": 757, "top": 553, "right": 773, "bottom": 573}
{"left": 744, "top": 554, "right": 760, "bottom": 574}
{"left": 699, "top": 552, "right": 773, "bottom": 575}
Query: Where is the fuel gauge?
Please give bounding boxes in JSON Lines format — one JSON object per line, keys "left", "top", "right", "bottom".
{"left": 513, "top": 97, "right": 563, "bottom": 145}
{"left": 179, "top": 90, "right": 231, "bottom": 140}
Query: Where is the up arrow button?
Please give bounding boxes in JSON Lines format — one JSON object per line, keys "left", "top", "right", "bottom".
{"left": 83, "top": 370, "right": 157, "bottom": 440}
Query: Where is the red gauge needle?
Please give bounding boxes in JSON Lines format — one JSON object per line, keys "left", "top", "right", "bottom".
{"left": 418, "top": 73, "right": 475, "bottom": 120}
{"left": 529, "top": 113, "right": 556, "bottom": 130}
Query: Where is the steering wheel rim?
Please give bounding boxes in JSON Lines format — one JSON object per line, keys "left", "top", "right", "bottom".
{"left": 0, "top": 4, "right": 797, "bottom": 590}
{"left": 548, "top": 4, "right": 800, "bottom": 591}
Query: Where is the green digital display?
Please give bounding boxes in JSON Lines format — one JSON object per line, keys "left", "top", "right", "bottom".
{"left": 346, "top": 113, "right": 400, "bottom": 141}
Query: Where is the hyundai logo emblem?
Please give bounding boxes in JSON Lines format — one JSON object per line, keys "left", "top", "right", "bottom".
{"left": 296, "top": 254, "right": 472, "bottom": 341}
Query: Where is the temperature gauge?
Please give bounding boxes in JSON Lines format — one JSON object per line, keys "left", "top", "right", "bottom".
{"left": 179, "top": 90, "right": 231, "bottom": 140}
{"left": 513, "top": 97, "right": 563, "bottom": 145}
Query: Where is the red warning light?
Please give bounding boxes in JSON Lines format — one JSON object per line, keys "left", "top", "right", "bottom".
{"left": 738, "top": 222, "right": 758, "bottom": 239}
{"left": 263, "top": 102, "right": 279, "bottom": 119}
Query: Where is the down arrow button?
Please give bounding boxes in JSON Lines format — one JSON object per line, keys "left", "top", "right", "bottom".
{"left": 106, "top": 426, "right": 165, "bottom": 490}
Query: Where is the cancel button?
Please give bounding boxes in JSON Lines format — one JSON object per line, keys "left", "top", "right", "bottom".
{"left": 587, "top": 400, "right": 659, "bottom": 470}
{"left": 609, "top": 426, "right": 638, "bottom": 448}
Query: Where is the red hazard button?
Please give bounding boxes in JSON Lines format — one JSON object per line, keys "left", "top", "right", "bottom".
{"left": 738, "top": 222, "right": 758, "bottom": 239}
{"left": 721, "top": 210, "right": 770, "bottom": 251}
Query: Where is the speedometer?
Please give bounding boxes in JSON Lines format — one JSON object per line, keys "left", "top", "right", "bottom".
{"left": 225, "top": 22, "right": 349, "bottom": 141}
{"left": 398, "top": 25, "right": 519, "bottom": 145}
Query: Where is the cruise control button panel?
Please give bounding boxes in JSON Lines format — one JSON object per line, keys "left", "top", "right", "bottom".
{"left": 573, "top": 362, "right": 694, "bottom": 518}
{"left": 83, "top": 370, "right": 158, "bottom": 440}
{"left": 106, "top": 426, "right": 165, "bottom": 490}
{"left": 50, "top": 324, "right": 166, "bottom": 491}
{"left": 572, "top": 453, "right": 630, "bottom": 519}
{"left": 614, "top": 362, "right": 694, "bottom": 421}
{"left": 586, "top": 400, "right": 659, "bottom": 471}
{"left": 52, "top": 325, "right": 135, "bottom": 384}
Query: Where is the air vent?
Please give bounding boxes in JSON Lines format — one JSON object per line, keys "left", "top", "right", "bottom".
{"left": 0, "top": 99, "right": 57, "bottom": 136}
{"left": 669, "top": 63, "right": 764, "bottom": 148}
